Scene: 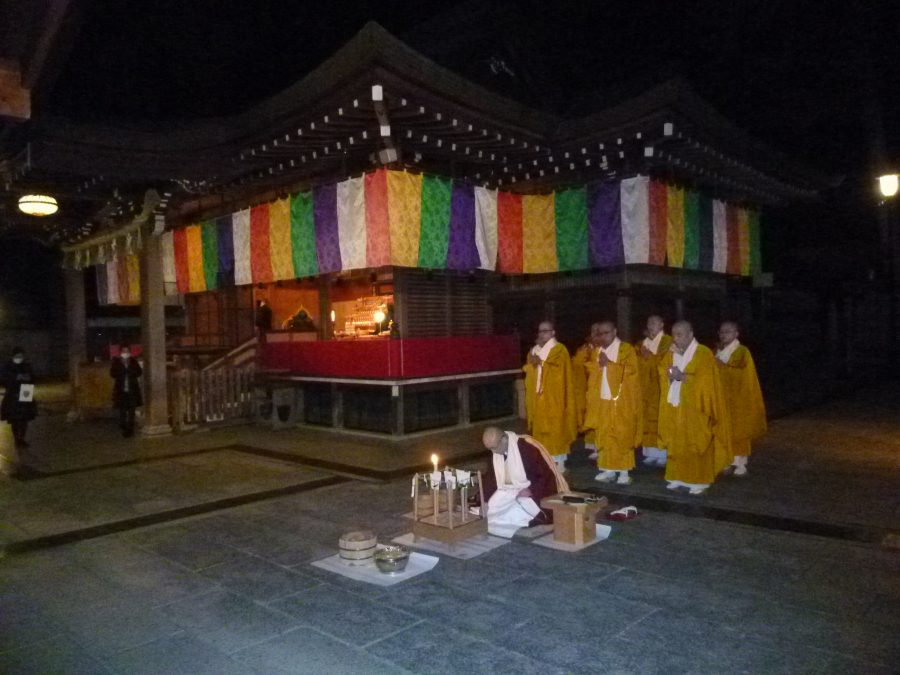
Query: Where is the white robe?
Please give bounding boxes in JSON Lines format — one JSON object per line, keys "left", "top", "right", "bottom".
{"left": 487, "top": 431, "right": 541, "bottom": 538}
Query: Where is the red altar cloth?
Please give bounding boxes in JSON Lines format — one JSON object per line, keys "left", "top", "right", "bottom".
{"left": 260, "top": 335, "right": 520, "bottom": 379}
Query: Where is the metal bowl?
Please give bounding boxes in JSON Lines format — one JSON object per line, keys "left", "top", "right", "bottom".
{"left": 374, "top": 545, "right": 410, "bottom": 574}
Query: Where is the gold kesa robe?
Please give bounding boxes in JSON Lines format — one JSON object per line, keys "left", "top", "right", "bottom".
{"left": 522, "top": 343, "right": 578, "bottom": 456}
{"left": 570, "top": 343, "right": 596, "bottom": 447}
{"left": 583, "top": 342, "right": 643, "bottom": 470}
{"left": 658, "top": 345, "right": 732, "bottom": 485}
{"left": 717, "top": 344, "right": 767, "bottom": 456}
{"left": 636, "top": 334, "right": 672, "bottom": 448}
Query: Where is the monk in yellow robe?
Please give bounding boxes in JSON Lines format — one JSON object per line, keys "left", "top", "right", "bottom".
{"left": 584, "top": 321, "right": 642, "bottom": 485}
{"left": 522, "top": 320, "right": 578, "bottom": 470}
{"left": 636, "top": 315, "right": 672, "bottom": 467}
{"left": 658, "top": 321, "right": 732, "bottom": 495}
{"left": 571, "top": 326, "right": 600, "bottom": 460}
{"left": 715, "top": 321, "right": 767, "bottom": 477}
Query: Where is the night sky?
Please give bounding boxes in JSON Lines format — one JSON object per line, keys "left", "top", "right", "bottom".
{"left": 45, "top": 0, "right": 899, "bottom": 176}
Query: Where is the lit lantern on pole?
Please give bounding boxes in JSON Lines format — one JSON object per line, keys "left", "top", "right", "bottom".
{"left": 878, "top": 174, "right": 898, "bottom": 198}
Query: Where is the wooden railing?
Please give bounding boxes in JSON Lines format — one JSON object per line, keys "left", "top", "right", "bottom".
{"left": 169, "top": 363, "right": 256, "bottom": 431}
{"left": 201, "top": 336, "right": 258, "bottom": 372}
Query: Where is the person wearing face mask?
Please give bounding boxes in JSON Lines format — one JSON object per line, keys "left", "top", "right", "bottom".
{"left": 110, "top": 345, "right": 143, "bottom": 437}
{"left": 1, "top": 347, "right": 37, "bottom": 448}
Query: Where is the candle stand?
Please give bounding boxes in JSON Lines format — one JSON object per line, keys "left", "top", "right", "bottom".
{"left": 411, "top": 469, "right": 487, "bottom": 544}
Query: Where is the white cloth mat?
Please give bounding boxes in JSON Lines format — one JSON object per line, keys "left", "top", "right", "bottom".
{"left": 392, "top": 532, "right": 509, "bottom": 559}
{"left": 310, "top": 551, "right": 439, "bottom": 586}
{"left": 532, "top": 524, "right": 612, "bottom": 552}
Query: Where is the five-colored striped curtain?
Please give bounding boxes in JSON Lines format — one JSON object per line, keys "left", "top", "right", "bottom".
{"left": 166, "top": 169, "right": 762, "bottom": 294}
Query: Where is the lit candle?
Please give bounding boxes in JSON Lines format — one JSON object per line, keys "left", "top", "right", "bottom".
{"left": 431, "top": 454, "right": 439, "bottom": 473}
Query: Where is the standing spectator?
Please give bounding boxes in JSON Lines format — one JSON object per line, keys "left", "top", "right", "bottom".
{"left": 110, "top": 345, "right": 143, "bottom": 437}
{"left": 255, "top": 299, "right": 273, "bottom": 339}
{"left": 1, "top": 347, "right": 37, "bottom": 448}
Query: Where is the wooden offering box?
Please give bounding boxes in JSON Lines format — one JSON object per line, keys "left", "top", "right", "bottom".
{"left": 411, "top": 470, "right": 488, "bottom": 544}
{"left": 540, "top": 493, "right": 608, "bottom": 546}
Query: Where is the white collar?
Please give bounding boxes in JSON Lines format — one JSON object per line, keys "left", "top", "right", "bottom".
{"left": 532, "top": 337, "right": 557, "bottom": 361}
{"left": 667, "top": 339, "right": 698, "bottom": 407}
{"left": 642, "top": 331, "right": 664, "bottom": 354}
{"left": 716, "top": 339, "right": 740, "bottom": 363}
{"left": 673, "top": 338, "right": 699, "bottom": 369}
{"left": 600, "top": 337, "right": 621, "bottom": 362}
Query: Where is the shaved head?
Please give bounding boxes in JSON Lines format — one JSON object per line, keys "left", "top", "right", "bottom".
{"left": 646, "top": 315, "right": 664, "bottom": 338}
{"left": 536, "top": 320, "right": 555, "bottom": 347}
{"left": 588, "top": 322, "right": 604, "bottom": 345}
{"left": 595, "top": 321, "right": 617, "bottom": 348}
{"left": 719, "top": 321, "right": 739, "bottom": 346}
{"left": 671, "top": 321, "right": 694, "bottom": 352}
{"left": 482, "top": 426, "right": 506, "bottom": 454}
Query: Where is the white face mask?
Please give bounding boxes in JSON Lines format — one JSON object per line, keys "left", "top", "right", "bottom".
{"left": 120, "top": 352, "right": 130, "bottom": 360}
{"left": 12, "top": 356, "right": 23, "bottom": 364}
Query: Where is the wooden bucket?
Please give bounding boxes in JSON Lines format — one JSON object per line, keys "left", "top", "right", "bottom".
{"left": 339, "top": 530, "right": 377, "bottom": 561}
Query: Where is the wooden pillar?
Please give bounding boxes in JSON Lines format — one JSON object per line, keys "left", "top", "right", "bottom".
{"left": 318, "top": 276, "right": 333, "bottom": 340}
{"left": 616, "top": 276, "right": 632, "bottom": 342}
{"left": 64, "top": 267, "right": 86, "bottom": 419}
{"left": 458, "top": 382, "right": 471, "bottom": 427}
{"left": 330, "top": 383, "right": 343, "bottom": 429}
{"left": 139, "top": 231, "right": 172, "bottom": 435}
{"left": 392, "top": 384, "right": 405, "bottom": 435}
{"left": 394, "top": 268, "right": 409, "bottom": 338}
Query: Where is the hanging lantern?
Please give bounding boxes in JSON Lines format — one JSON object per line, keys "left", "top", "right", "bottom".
{"left": 878, "top": 174, "right": 898, "bottom": 198}
{"left": 18, "top": 194, "right": 59, "bottom": 216}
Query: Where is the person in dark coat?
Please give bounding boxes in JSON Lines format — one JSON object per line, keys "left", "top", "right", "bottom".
{"left": 255, "top": 299, "right": 273, "bottom": 335}
{"left": 110, "top": 346, "right": 143, "bottom": 437}
{"left": 1, "top": 347, "right": 37, "bottom": 448}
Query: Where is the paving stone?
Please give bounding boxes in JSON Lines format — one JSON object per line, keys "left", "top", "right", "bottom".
{"left": 0, "top": 592, "right": 67, "bottom": 654}
{"left": 101, "top": 633, "right": 251, "bottom": 675}
{"left": 99, "top": 557, "right": 219, "bottom": 607}
{"left": 270, "top": 584, "right": 419, "bottom": 647}
{"left": 231, "top": 626, "right": 407, "bottom": 674}
{"left": 55, "top": 599, "right": 183, "bottom": 656}
{"left": 160, "top": 588, "right": 301, "bottom": 654}
{"left": 1, "top": 383, "right": 899, "bottom": 674}
{"left": 0, "top": 634, "right": 113, "bottom": 675}
{"left": 198, "top": 554, "right": 321, "bottom": 602}
{"left": 365, "top": 619, "right": 568, "bottom": 675}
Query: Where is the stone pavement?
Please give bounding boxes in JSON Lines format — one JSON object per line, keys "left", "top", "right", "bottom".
{"left": 1, "top": 382, "right": 899, "bottom": 673}
{"left": 568, "top": 382, "right": 900, "bottom": 541}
